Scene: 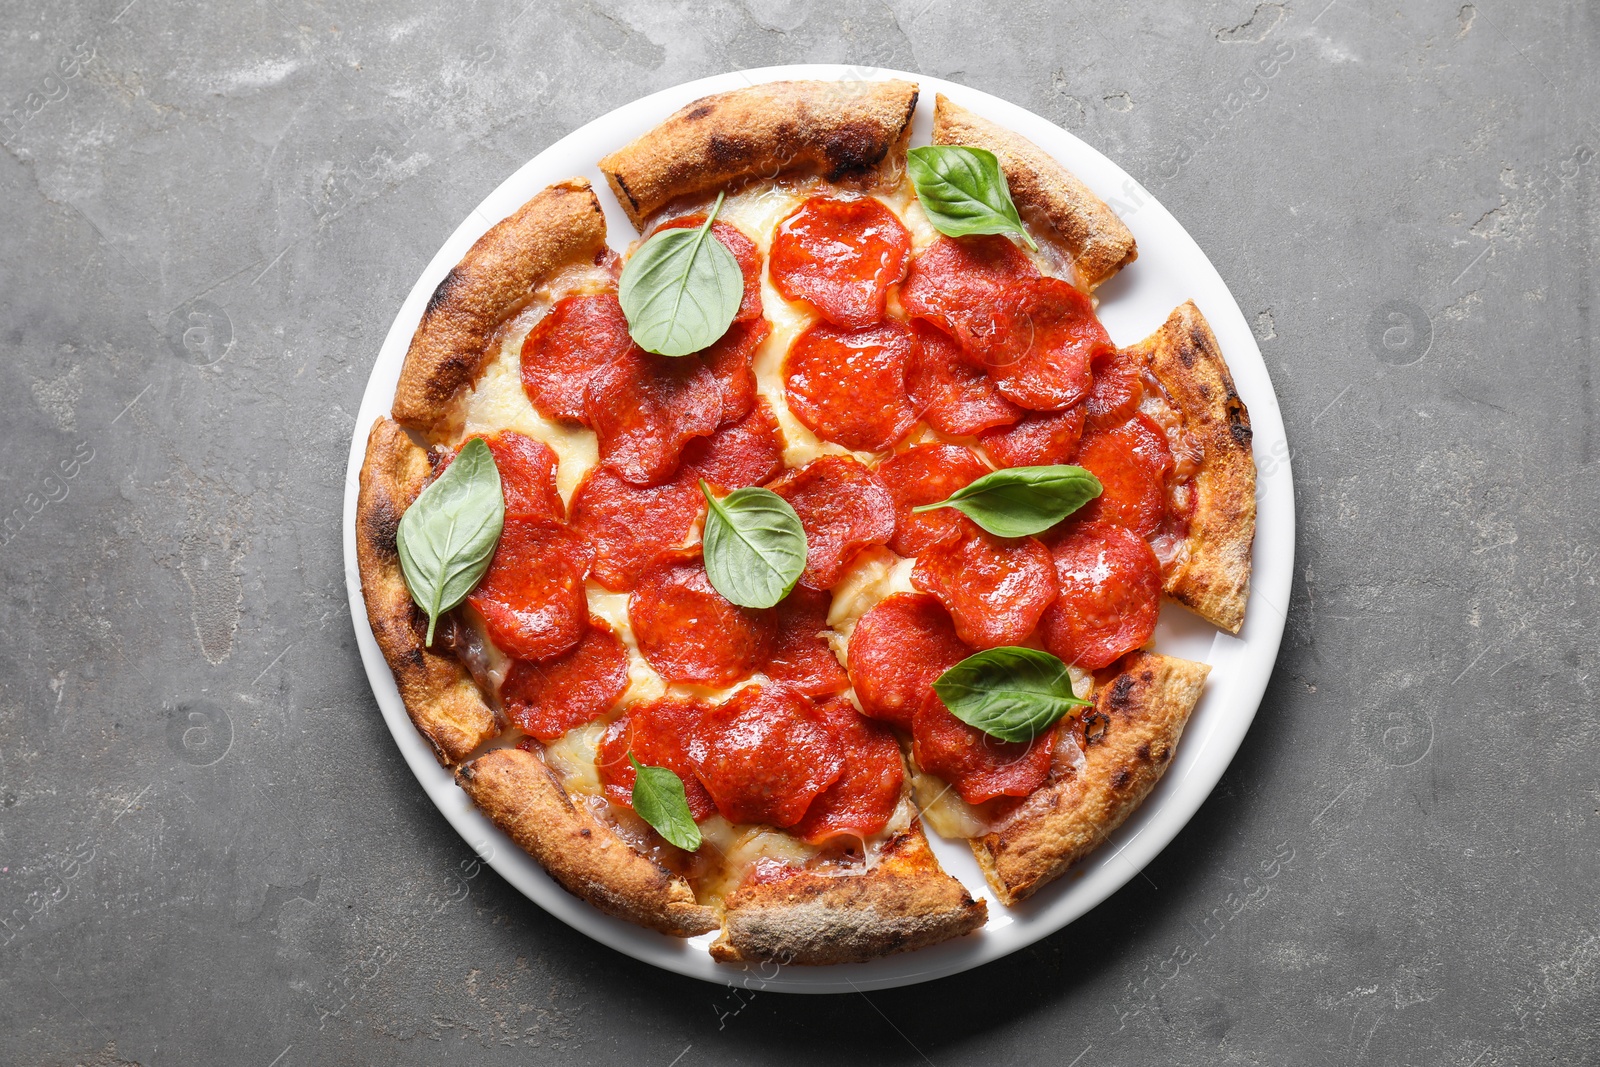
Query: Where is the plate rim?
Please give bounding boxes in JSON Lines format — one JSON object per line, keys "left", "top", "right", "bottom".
{"left": 340, "top": 63, "right": 1295, "bottom": 994}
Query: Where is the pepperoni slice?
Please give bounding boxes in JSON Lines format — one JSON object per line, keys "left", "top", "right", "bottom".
{"left": 1085, "top": 347, "right": 1144, "bottom": 428}
{"left": 656, "top": 215, "right": 764, "bottom": 323}
{"left": 782, "top": 320, "right": 918, "bottom": 452}
{"left": 1118, "top": 411, "right": 1177, "bottom": 482}
{"left": 900, "top": 235, "right": 1040, "bottom": 355}
{"left": 766, "top": 456, "right": 896, "bottom": 590}
{"left": 846, "top": 593, "right": 971, "bottom": 731}
{"left": 1040, "top": 520, "right": 1162, "bottom": 670}
{"left": 875, "top": 444, "right": 990, "bottom": 557}
{"left": 437, "top": 431, "right": 564, "bottom": 521}
{"left": 521, "top": 293, "right": 638, "bottom": 423}
{"left": 569, "top": 467, "right": 702, "bottom": 592}
{"left": 679, "top": 398, "right": 785, "bottom": 492}
{"left": 911, "top": 529, "right": 1058, "bottom": 648}
{"left": 501, "top": 619, "right": 630, "bottom": 741}
{"left": 912, "top": 691, "right": 1056, "bottom": 805}
{"left": 585, "top": 347, "right": 722, "bottom": 486}
{"left": 978, "top": 405, "right": 1087, "bottom": 469}
{"left": 466, "top": 517, "right": 592, "bottom": 662}
{"left": 628, "top": 547, "right": 772, "bottom": 687}
{"left": 597, "top": 698, "right": 717, "bottom": 822}
{"left": 905, "top": 319, "right": 1023, "bottom": 436}
{"left": 764, "top": 586, "right": 849, "bottom": 698}
{"left": 1072, "top": 423, "right": 1167, "bottom": 537}
{"left": 692, "top": 684, "right": 846, "bottom": 827}
{"left": 791, "top": 696, "right": 905, "bottom": 844}
{"left": 986, "top": 278, "right": 1111, "bottom": 411}
{"left": 769, "top": 195, "right": 911, "bottom": 328}
{"left": 698, "top": 316, "right": 769, "bottom": 428}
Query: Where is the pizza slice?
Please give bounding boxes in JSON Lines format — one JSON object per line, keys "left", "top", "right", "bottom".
{"left": 354, "top": 77, "right": 1256, "bottom": 964}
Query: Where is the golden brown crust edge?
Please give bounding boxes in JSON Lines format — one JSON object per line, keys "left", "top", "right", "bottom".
{"left": 971, "top": 652, "right": 1210, "bottom": 905}
{"left": 599, "top": 79, "right": 920, "bottom": 231}
{"left": 710, "top": 822, "right": 987, "bottom": 965}
{"left": 457, "top": 748, "right": 719, "bottom": 938}
{"left": 392, "top": 178, "right": 608, "bottom": 438}
{"left": 1132, "top": 301, "right": 1256, "bottom": 633}
{"left": 932, "top": 93, "right": 1137, "bottom": 291}
{"left": 355, "top": 417, "right": 502, "bottom": 765}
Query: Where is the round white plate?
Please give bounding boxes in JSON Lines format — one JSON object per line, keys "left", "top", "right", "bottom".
{"left": 342, "top": 65, "right": 1294, "bottom": 993}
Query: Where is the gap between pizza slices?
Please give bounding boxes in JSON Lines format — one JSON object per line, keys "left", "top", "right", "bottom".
{"left": 354, "top": 79, "right": 1257, "bottom": 964}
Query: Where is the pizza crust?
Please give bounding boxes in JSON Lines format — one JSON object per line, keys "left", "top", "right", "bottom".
{"left": 599, "top": 80, "right": 920, "bottom": 231}
{"left": 709, "top": 822, "right": 987, "bottom": 965}
{"left": 392, "top": 178, "right": 609, "bottom": 439}
{"left": 355, "top": 416, "right": 503, "bottom": 765}
{"left": 1132, "top": 302, "right": 1256, "bottom": 633}
{"left": 970, "top": 651, "right": 1210, "bottom": 905}
{"left": 457, "top": 747, "right": 719, "bottom": 938}
{"left": 931, "top": 94, "right": 1137, "bottom": 291}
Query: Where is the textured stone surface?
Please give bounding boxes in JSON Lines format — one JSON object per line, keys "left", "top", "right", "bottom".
{"left": 2, "top": 1, "right": 1597, "bottom": 1063}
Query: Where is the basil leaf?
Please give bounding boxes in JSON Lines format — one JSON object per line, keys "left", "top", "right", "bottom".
{"left": 699, "top": 480, "right": 807, "bottom": 609}
{"left": 933, "top": 647, "right": 1090, "bottom": 744}
{"left": 906, "top": 145, "right": 1038, "bottom": 251}
{"left": 913, "top": 464, "right": 1102, "bottom": 537}
{"left": 395, "top": 437, "right": 505, "bottom": 646}
{"left": 629, "top": 754, "right": 702, "bottom": 851}
{"left": 618, "top": 191, "right": 744, "bottom": 356}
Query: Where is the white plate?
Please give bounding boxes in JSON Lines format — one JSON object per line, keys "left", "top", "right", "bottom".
{"left": 342, "top": 65, "right": 1294, "bottom": 993}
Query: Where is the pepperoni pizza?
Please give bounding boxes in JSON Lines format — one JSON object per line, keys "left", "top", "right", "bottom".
{"left": 355, "top": 80, "right": 1255, "bottom": 965}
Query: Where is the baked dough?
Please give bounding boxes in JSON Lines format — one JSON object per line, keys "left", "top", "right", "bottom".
{"left": 599, "top": 79, "right": 919, "bottom": 230}
{"left": 932, "top": 94, "right": 1137, "bottom": 291}
{"left": 970, "top": 651, "right": 1210, "bottom": 904}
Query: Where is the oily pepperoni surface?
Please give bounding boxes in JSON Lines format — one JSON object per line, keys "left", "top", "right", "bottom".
{"left": 585, "top": 346, "right": 722, "bottom": 486}
{"left": 1085, "top": 348, "right": 1145, "bottom": 428}
{"left": 782, "top": 320, "right": 918, "bottom": 452}
{"left": 692, "top": 684, "right": 846, "bottom": 827}
{"left": 439, "top": 431, "right": 563, "bottom": 521}
{"left": 905, "top": 319, "right": 1022, "bottom": 436}
{"left": 597, "top": 698, "right": 717, "bottom": 822}
{"left": 521, "top": 293, "right": 638, "bottom": 422}
{"left": 628, "top": 547, "right": 772, "bottom": 687}
{"left": 769, "top": 195, "right": 911, "bottom": 329}
{"left": 912, "top": 529, "right": 1058, "bottom": 649}
{"left": 986, "top": 278, "right": 1111, "bottom": 411}
{"left": 568, "top": 466, "right": 703, "bottom": 592}
{"left": 1040, "top": 520, "right": 1162, "bottom": 670}
{"left": 875, "top": 444, "right": 990, "bottom": 557}
{"left": 1118, "top": 411, "right": 1177, "bottom": 482}
{"left": 763, "top": 586, "right": 849, "bottom": 698}
{"left": 698, "top": 317, "right": 769, "bottom": 427}
{"left": 500, "top": 619, "right": 630, "bottom": 741}
{"left": 913, "top": 691, "right": 1056, "bottom": 805}
{"left": 466, "top": 517, "right": 592, "bottom": 662}
{"left": 766, "top": 456, "right": 896, "bottom": 590}
{"left": 679, "top": 399, "right": 785, "bottom": 492}
{"left": 900, "top": 234, "right": 1040, "bottom": 355}
{"left": 791, "top": 696, "right": 905, "bottom": 844}
{"left": 656, "top": 215, "right": 764, "bottom": 323}
{"left": 1072, "top": 423, "right": 1167, "bottom": 537}
{"left": 979, "top": 405, "right": 1087, "bottom": 469}
{"left": 846, "top": 593, "right": 972, "bottom": 731}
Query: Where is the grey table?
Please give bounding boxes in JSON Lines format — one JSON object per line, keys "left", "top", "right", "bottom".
{"left": 3, "top": 2, "right": 1596, "bottom": 1064}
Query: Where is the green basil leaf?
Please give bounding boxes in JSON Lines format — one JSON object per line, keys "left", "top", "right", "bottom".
{"left": 933, "top": 647, "right": 1090, "bottom": 744}
{"left": 912, "top": 464, "right": 1102, "bottom": 537}
{"left": 906, "top": 145, "right": 1038, "bottom": 251}
{"left": 395, "top": 437, "right": 505, "bottom": 646}
{"left": 699, "top": 480, "right": 807, "bottom": 609}
{"left": 629, "top": 754, "right": 702, "bottom": 851}
{"left": 618, "top": 191, "right": 744, "bottom": 356}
